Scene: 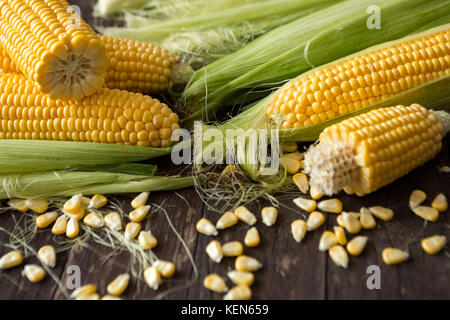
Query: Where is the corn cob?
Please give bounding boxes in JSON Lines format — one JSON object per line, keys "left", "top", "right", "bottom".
{"left": 304, "top": 104, "right": 448, "bottom": 196}
{"left": 267, "top": 29, "right": 449, "bottom": 129}
{"left": 0, "top": 0, "right": 108, "bottom": 100}
{"left": 0, "top": 73, "right": 180, "bottom": 147}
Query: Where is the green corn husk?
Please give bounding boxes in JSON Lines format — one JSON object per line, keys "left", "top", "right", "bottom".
{"left": 181, "top": 0, "right": 450, "bottom": 125}
{"left": 100, "top": 0, "right": 337, "bottom": 68}
{"left": 0, "top": 140, "right": 172, "bottom": 174}
{"left": 0, "top": 171, "right": 195, "bottom": 199}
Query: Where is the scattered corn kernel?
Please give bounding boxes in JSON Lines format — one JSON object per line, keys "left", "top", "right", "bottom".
{"left": 52, "top": 215, "right": 68, "bottom": 235}
{"left": 222, "top": 241, "right": 244, "bottom": 257}
{"left": 261, "top": 207, "right": 278, "bottom": 227}
{"left": 220, "top": 164, "right": 239, "bottom": 178}
{"left": 285, "top": 151, "right": 304, "bottom": 161}
{"left": 206, "top": 240, "right": 224, "bottom": 263}
{"left": 224, "top": 285, "right": 252, "bottom": 300}
{"left": 101, "top": 295, "right": 122, "bottom": 300}
{"left": 235, "top": 255, "right": 262, "bottom": 272}
{"left": 131, "top": 192, "right": 149, "bottom": 209}
{"left": 203, "top": 274, "right": 228, "bottom": 293}
{"left": 283, "top": 157, "right": 302, "bottom": 174}
{"left": 107, "top": 273, "right": 130, "bottom": 297}
{"left": 76, "top": 293, "right": 101, "bottom": 300}
{"left": 306, "top": 211, "right": 325, "bottom": 231}
{"left": 359, "top": 207, "right": 376, "bottom": 229}
{"left": 336, "top": 215, "right": 345, "bottom": 228}
{"left": 7, "top": 199, "right": 28, "bottom": 212}
{"left": 26, "top": 199, "right": 48, "bottom": 214}
{"left": 129, "top": 205, "right": 151, "bottom": 223}
{"left": 196, "top": 218, "right": 218, "bottom": 236}
{"left": 63, "top": 207, "right": 85, "bottom": 220}
{"left": 216, "top": 211, "right": 238, "bottom": 230}
{"left": 23, "top": 264, "right": 46, "bottom": 283}
{"left": 343, "top": 186, "right": 355, "bottom": 195}
{"left": 317, "top": 198, "right": 343, "bottom": 214}
{"left": 421, "top": 235, "right": 447, "bottom": 255}
{"left": 71, "top": 284, "right": 97, "bottom": 299}
{"left": 104, "top": 212, "right": 123, "bottom": 230}
{"left": 83, "top": 212, "right": 104, "bottom": 228}
{"left": 293, "top": 197, "right": 317, "bottom": 212}
{"left": 227, "top": 270, "right": 255, "bottom": 287}
{"left": 66, "top": 217, "right": 80, "bottom": 239}
{"left": 333, "top": 226, "right": 347, "bottom": 245}
{"left": 409, "top": 189, "right": 427, "bottom": 208}
{"left": 329, "top": 245, "right": 349, "bottom": 268}
{"left": 293, "top": 173, "right": 309, "bottom": 193}
{"left": 342, "top": 212, "right": 361, "bottom": 234}
{"left": 281, "top": 141, "right": 298, "bottom": 153}
{"left": 310, "top": 185, "right": 324, "bottom": 200}
{"left": 144, "top": 266, "right": 161, "bottom": 290}
{"left": 153, "top": 260, "right": 176, "bottom": 278}
{"left": 291, "top": 219, "right": 307, "bottom": 242}
{"left": 234, "top": 206, "right": 257, "bottom": 225}
{"left": 63, "top": 194, "right": 82, "bottom": 214}
{"left": 37, "top": 245, "right": 56, "bottom": 268}
{"left": 36, "top": 211, "right": 58, "bottom": 229}
{"left": 431, "top": 193, "right": 447, "bottom": 212}
{"left": 346, "top": 236, "right": 368, "bottom": 256}
{"left": 80, "top": 196, "right": 91, "bottom": 208}
{"left": 125, "top": 222, "right": 141, "bottom": 241}
{"left": 368, "top": 206, "right": 394, "bottom": 221}
{"left": 412, "top": 206, "right": 439, "bottom": 222}
{"left": 0, "top": 250, "right": 23, "bottom": 270}
{"left": 139, "top": 231, "right": 158, "bottom": 250}
{"left": 319, "top": 231, "right": 338, "bottom": 251}
{"left": 89, "top": 194, "right": 108, "bottom": 209}
{"left": 382, "top": 248, "right": 409, "bottom": 265}
{"left": 244, "top": 227, "right": 260, "bottom": 247}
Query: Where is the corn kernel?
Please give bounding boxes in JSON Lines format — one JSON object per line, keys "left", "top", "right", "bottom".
{"left": 336, "top": 214, "right": 345, "bottom": 228}
{"left": 319, "top": 231, "right": 338, "bottom": 251}
{"left": 306, "top": 211, "right": 325, "bottom": 231}
{"left": 66, "top": 217, "right": 80, "bottom": 239}
{"left": 206, "top": 240, "right": 224, "bottom": 263}
{"left": 8, "top": 199, "right": 28, "bottom": 212}
{"left": 26, "top": 199, "right": 48, "bottom": 214}
{"left": 23, "top": 264, "right": 46, "bottom": 283}
{"left": 139, "top": 231, "right": 158, "bottom": 250}
{"left": 244, "top": 227, "right": 260, "bottom": 247}
{"left": 293, "top": 197, "right": 317, "bottom": 212}
{"left": 342, "top": 212, "right": 361, "bottom": 234}
{"left": 125, "top": 222, "right": 141, "bottom": 241}
{"left": 129, "top": 205, "right": 150, "bottom": 223}
{"left": 104, "top": 212, "right": 122, "bottom": 230}
{"left": 329, "top": 245, "right": 349, "bottom": 268}
{"left": 317, "top": 198, "right": 343, "bottom": 214}
{"left": 281, "top": 141, "right": 298, "bottom": 153}
{"left": 333, "top": 226, "right": 347, "bottom": 245}
{"left": 131, "top": 192, "right": 149, "bottom": 209}
{"left": 382, "top": 248, "right": 409, "bottom": 265}
{"left": 90, "top": 194, "right": 108, "bottom": 209}
{"left": 235, "top": 255, "right": 262, "bottom": 272}
{"left": 285, "top": 152, "right": 304, "bottom": 161}
{"left": 291, "top": 219, "right": 307, "bottom": 242}
{"left": 369, "top": 206, "right": 394, "bottom": 221}
{"left": 76, "top": 293, "right": 101, "bottom": 300}
{"left": 293, "top": 173, "right": 309, "bottom": 193}
{"left": 36, "top": 211, "right": 58, "bottom": 229}
{"left": 261, "top": 207, "right": 278, "bottom": 227}
{"left": 227, "top": 270, "right": 255, "bottom": 287}
{"left": 310, "top": 185, "right": 324, "bottom": 200}
{"left": 222, "top": 241, "right": 244, "bottom": 257}
{"left": 343, "top": 186, "right": 355, "bottom": 195}
{"left": 409, "top": 189, "right": 427, "bottom": 208}
{"left": 144, "top": 266, "right": 161, "bottom": 290}
{"left": 71, "top": 284, "right": 97, "bottom": 299}
{"left": 412, "top": 206, "right": 439, "bottom": 222}
{"left": 80, "top": 197, "right": 91, "bottom": 208}
{"left": 216, "top": 211, "right": 238, "bottom": 230}
{"left": 63, "top": 194, "right": 82, "bottom": 213}
{"left": 83, "top": 212, "right": 104, "bottom": 228}
{"left": 196, "top": 218, "right": 218, "bottom": 236}
{"left": 204, "top": 274, "right": 228, "bottom": 293}
{"left": 0, "top": 250, "right": 23, "bottom": 270}
{"left": 52, "top": 215, "right": 68, "bottom": 235}
{"left": 431, "top": 193, "right": 447, "bottom": 212}
{"left": 101, "top": 295, "right": 122, "bottom": 300}
{"left": 224, "top": 285, "right": 252, "bottom": 300}
{"left": 220, "top": 164, "right": 239, "bottom": 178}
{"left": 346, "top": 236, "right": 368, "bottom": 256}
{"left": 107, "top": 273, "right": 130, "bottom": 297}
{"left": 421, "top": 235, "right": 446, "bottom": 255}
{"left": 64, "top": 207, "right": 85, "bottom": 220}
{"left": 37, "top": 245, "right": 56, "bottom": 268}
{"left": 283, "top": 157, "right": 302, "bottom": 174}
{"left": 234, "top": 206, "right": 257, "bottom": 225}
{"left": 359, "top": 207, "right": 376, "bottom": 229}
{"left": 153, "top": 260, "right": 176, "bottom": 278}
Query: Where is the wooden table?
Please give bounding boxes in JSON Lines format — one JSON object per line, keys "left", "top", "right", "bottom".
{"left": 0, "top": 0, "right": 448, "bottom": 300}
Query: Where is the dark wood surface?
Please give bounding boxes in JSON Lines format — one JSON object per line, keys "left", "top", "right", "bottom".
{"left": 0, "top": 0, "right": 448, "bottom": 300}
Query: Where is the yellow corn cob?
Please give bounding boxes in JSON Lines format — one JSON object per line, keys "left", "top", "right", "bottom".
{"left": 304, "top": 104, "right": 446, "bottom": 196}
{"left": 0, "top": 35, "right": 179, "bottom": 94}
{"left": 0, "top": 73, "right": 180, "bottom": 147}
{"left": 0, "top": 0, "right": 108, "bottom": 100}
{"left": 267, "top": 29, "right": 449, "bottom": 129}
